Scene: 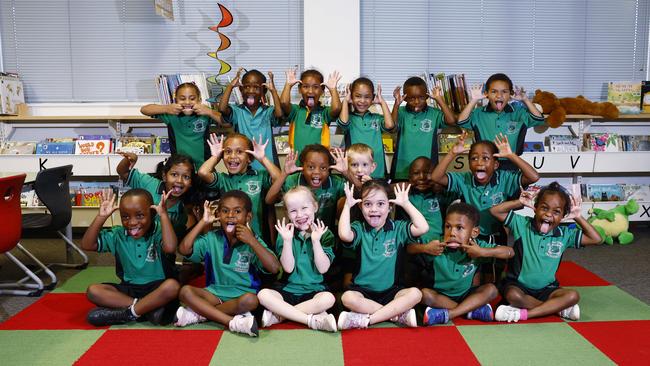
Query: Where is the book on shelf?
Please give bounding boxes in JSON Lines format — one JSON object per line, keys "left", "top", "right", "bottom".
{"left": 115, "top": 135, "right": 156, "bottom": 154}
{"left": 427, "top": 73, "right": 469, "bottom": 114}
{"left": 438, "top": 131, "right": 474, "bottom": 153}
{"left": 1, "top": 141, "right": 36, "bottom": 154}
{"left": 548, "top": 135, "right": 580, "bottom": 152}
{"left": 607, "top": 81, "right": 641, "bottom": 115}
{"left": 619, "top": 135, "right": 650, "bottom": 151}
{"left": 641, "top": 81, "right": 650, "bottom": 113}
{"left": 0, "top": 72, "right": 25, "bottom": 115}
{"left": 156, "top": 137, "right": 171, "bottom": 154}
{"left": 36, "top": 141, "right": 76, "bottom": 154}
{"left": 274, "top": 135, "right": 290, "bottom": 154}
{"left": 70, "top": 182, "right": 119, "bottom": 207}
{"left": 523, "top": 141, "right": 545, "bottom": 152}
{"left": 382, "top": 135, "right": 394, "bottom": 153}
{"left": 623, "top": 184, "right": 650, "bottom": 201}
{"left": 581, "top": 183, "right": 625, "bottom": 202}
{"left": 21, "top": 190, "right": 40, "bottom": 207}
{"left": 330, "top": 135, "right": 345, "bottom": 149}
{"left": 75, "top": 139, "right": 112, "bottom": 155}
{"left": 585, "top": 133, "right": 621, "bottom": 152}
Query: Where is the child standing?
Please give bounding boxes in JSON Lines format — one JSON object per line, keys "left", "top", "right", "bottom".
{"left": 489, "top": 182, "right": 602, "bottom": 322}
{"left": 280, "top": 68, "right": 342, "bottom": 152}
{"left": 338, "top": 78, "right": 394, "bottom": 178}
{"left": 175, "top": 191, "right": 280, "bottom": 336}
{"left": 257, "top": 187, "right": 338, "bottom": 332}
{"left": 390, "top": 76, "right": 457, "bottom": 180}
{"left": 455, "top": 73, "right": 545, "bottom": 170}
{"left": 411, "top": 202, "right": 514, "bottom": 325}
{"left": 82, "top": 189, "right": 180, "bottom": 326}
{"left": 337, "top": 181, "right": 428, "bottom": 330}
{"left": 141, "top": 82, "right": 224, "bottom": 170}
{"left": 219, "top": 68, "right": 284, "bottom": 171}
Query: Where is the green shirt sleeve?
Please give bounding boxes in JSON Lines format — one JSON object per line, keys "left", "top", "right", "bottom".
{"left": 97, "top": 227, "right": 119, "bottom": 254}
{"left": 126, "top": 168, "right": 161, "bottom": 193}
{"left": 250, "top": 236, "right": 276, "bottom": 273}
{"left": 185, "top": 232, "right": 210, "bottom": 263}
{"left": 320, "top": 229, "right": 336, "bottom": 262}
{"left": 345, "top": 221, "right": 364, "bottom": 249}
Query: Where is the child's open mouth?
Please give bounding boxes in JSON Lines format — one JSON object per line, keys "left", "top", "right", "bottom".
{"left": 475, "top": 170, "right": 488, "bottom": 181}
{"left": 227, "top": 160, "right": 241, "bottom": 171}
{"left": 446, "top": 239, "right": 461, "bottom": 249}
{"left": 246, "top": 95, "right": 256, "bottom": 107}
{"left": 225, "top": 222, "right": 236, "bottom": 233}
{"left": 128, "top": 227, "right": 142, "bottom": 236}
{"left": 306, "top": 96, "right": 316, "bottom": 108}
{"left": 539, "top": 219, "right": 552, "bottom": 234}
{"left": 171, "top": 185, "right": 183, "bottom": 195}
{"left": 368, "top": 214, "right": 383, "bottom": 227}
{"left": 310, "top": 177, "right": 321, "bottom": 187}
{"left": 494, "top": 100, "right": 505, "bottom": 111}
{"left": 295, "top": 217, "right": 310, "bottom": 228}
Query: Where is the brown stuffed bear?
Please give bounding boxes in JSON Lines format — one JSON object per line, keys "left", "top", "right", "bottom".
{"left": 532, "top": 89, "right": 619, "bottom": 128}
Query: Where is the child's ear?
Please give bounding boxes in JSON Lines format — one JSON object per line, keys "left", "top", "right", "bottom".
{"left": 246, "top": 211, "right": 253, "bottom": 224}
{"left": 494, "top": 159, "right": 500, "bottom": 170}
{"left": 370, "top": 161, "right": 377, "bottom": 174}
{"left": 471, "top": 226, "right": 480, "bottom": 239}
{"left": 150, "top": 207, "right": 157, "bottom": 219}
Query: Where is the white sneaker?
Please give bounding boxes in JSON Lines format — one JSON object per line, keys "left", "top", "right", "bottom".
{"left": 229, "top": 314, "right": 259, "bottom": 337}
{"left": 495, "top": 305, "right": 523, "bottom": 323}
{"left": 337, "top": 311, "right": 370, "bottom": 330}
{"left": 559, "top": 304, "right": 580, "bottom": 321}
{"left": 392, "top": 309, "right": 417, "bottom": 327}
{"left": 308, "top": 312, "right": 337, "bottom": 332}
{"left": 174, "top": 306, "right": 207, "bottom": 327}
{"left": 261, "top": 309, "right": 284, "bottom": 327}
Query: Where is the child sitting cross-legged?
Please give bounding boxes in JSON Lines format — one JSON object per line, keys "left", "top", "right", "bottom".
{"left": 175, "top": 191, "right": 280, "bottom": 337}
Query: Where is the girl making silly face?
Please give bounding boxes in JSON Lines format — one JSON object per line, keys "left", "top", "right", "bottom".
{"left": 161, "top": 155, "right": 194, "bottom": 199}
{"left": 283, "top": 186, "right": 319, "bottom": 233}
{"left": 530, "top": 185, "right": 574, "bottom": 235}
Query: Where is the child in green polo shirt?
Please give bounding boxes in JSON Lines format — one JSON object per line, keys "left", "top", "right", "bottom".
{"left": 257, "top": 186, "right": 338, "bottom": 332}
{"left": 280, "top": 67, "right": 342, "bottom": 152}
{"left": 197, "top": 132, "right": 282, "bottom": 244}
{"left": 431, "top": 133, "right": 540, "bottom": 283}
{"left": 390, "top": 76, "right": 457, "bottom": 180}
{"left": 82, "top": 189, "right": 180, "bottom": 326}
{"left": 337, "top": 181, "right": 428, "bottom": 330}
{"left": 454, "top": 73, "right": 545, "bottom": 170}
{"left": 219, "top": 68, "right": 284, "bottom": 170}
{"left": 141, "top": 82, "right": 224, "bottom": 170}
{"left": 410, "top": 202, "right": 514, "bottom": 325}
{"left": 346, "top": 143, "right": 378, "bottom": 184}
{"left": 339, "top": 78, "right": 394, "bottom": 178}
{"left": 489, "top": 182, "right": 602, "bottom": 322}
{"left": 175, "top": 190, "right": 281, "bottom": 337}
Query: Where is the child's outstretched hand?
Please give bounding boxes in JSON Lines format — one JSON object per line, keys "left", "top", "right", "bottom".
{"left": 344, "top": 83, "right": 352, "bottom": 103}
{"left": 373, "top": 83, "right": 385, "bottom": 105}
{"left": 310, "top": 219, "right": 328, "bottom": 243}
{"left": 513, "top": 86, "right": 528, "bottom": 101}
{"left": 429, "top": 86, "right": 443, "bottom": 101}
{"left": 286, "top": 67, "right": 301, "bottom": 86}
{"left": 167, "top": 103, "right": 183, "bottom": 115}
{"left": 329, "top": 148, "right": 348, "bottom": 173}
{"left": 275, "top": 217, "right": 294, "bottom": 242}
{"left": 152, "top": 190, "right": 172, "bottom": 216}
{"left": 422, "top": 240, "right": 446, "bottom": 256}
{"left": 389, "top": 183, "right": 411, "bottom": 207}
{"left": 284, "top": 150, "right": 303, "bottom": 175}
{"left": 469, "top": 83, "right": 486, "bottom": 102}
{"left": 344, "top": 182, "right": 361, "bottom": 208}
{"left": 202, "top": 200, "right": 217, "bottom": 224}
{"left": 493, "top": 133, "right": 514, "bottom": 158}
{"left": 193, "top": 103, "right": 213, "bottom": 116}
{"left": 519, "top": 187, "right": 538, "bottom": 209}
{"left": 323, "top": 70, "right": 341, "bottom": 90}
{"left": 564, "top": 194, "right": 583, "bottom": 221}
{"left": 230, "top": 67, "right": 244, "bottom": 88}
{"left": 207, "top": 133, "right": 224, "bottom": 158}
{"left": 393, "top": 86, "right": 404, "bottom": 106}
{"left": 263, "top": 71, "right": 276, "bottom": 92}
{"left": 461, "top": 238, "right": 482, "bottom": 258}
{"left": 98, "top": 190, "right": 118, "bottom": 219}
{"left": 236, "top": 223, "right": 256, "bottom": 245}
{"left": 450, "top": 130, "right": 469, "bottom": 155}
{"left": 119, "top": 152, "right": 138, "bottom": 170}
{"left": 247, "top": 134, "right": 268, "bottom": 161}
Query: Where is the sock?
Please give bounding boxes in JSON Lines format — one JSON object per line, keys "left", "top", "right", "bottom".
{"left": 306, "top": 314, "right": 314, "bottom": 327}
{"left": 130, "top": 298, "right": 140, "bottom": 317}
{"left": 519, "top": 309, "right": 528, "bottom": 321}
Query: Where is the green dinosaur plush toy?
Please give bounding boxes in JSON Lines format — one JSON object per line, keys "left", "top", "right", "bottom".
{"left": 588, "top": 199, "right": 639, "bottom": 245}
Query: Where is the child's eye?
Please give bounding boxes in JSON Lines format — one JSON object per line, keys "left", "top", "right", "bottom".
{"left": 320, "top": 167, "right": 327, "bottom": 171}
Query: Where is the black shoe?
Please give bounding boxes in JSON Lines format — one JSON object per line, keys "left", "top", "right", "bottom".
{"left": 145, "top": 306, "right": 167, "bottom": 325}
{"left": 87, "top": 307, "right": 137, "bottom": 326}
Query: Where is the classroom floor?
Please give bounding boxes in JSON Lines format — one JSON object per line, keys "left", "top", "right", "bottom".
{"left": 0, "top": 224, "right": 649, "bottom": 365}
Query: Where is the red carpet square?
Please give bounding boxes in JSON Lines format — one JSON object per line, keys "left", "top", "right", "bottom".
{"left": 75, "top": 329, "right": 223, "bottom": 365}
{"left": 342, "top": 326, "right": 479, "bottom": 365}
{"left": 570, "top": 320, "right": 650, "bottom": 364}
{"left": 557, "top": 261, "right": 610, "bottom": 286}
{"left": 0, "top": 293, "right": 101, "bottom": 330}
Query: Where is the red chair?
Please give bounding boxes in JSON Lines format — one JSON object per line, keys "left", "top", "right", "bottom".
{"left": 0, "top": 173, "right": 57, "bottom": 296}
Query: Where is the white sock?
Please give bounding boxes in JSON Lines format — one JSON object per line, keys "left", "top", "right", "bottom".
{"left": 130, "top": 298, "right": 140, "bottom": 317}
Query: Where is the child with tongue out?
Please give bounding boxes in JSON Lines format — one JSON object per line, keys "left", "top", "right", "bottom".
{"left": 489, "top": 182, "right": 602, "bottom": 323}
{"left": 454, "top": 73, "right": 545, "bottom": 170}
{"left": 279, "top": 67, "right": 342, "bottom": 154}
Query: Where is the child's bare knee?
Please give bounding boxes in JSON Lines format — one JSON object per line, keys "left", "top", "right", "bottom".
{"left": 159, "top": 279, "right": 181, "bottom": 299}
{"left": 566, "top": 290, "right": 580, "bottom": 304}
{"left": 238, "top": 293, "right": 259, "bottom": 312}
{"left": 483, "top": 284, "right": 498, "bottom": 300}
{"left": 178, "top": 285, "right": 194, "bottom": 302}
{"left": 341, "top": 291, "right": 358, "bottom": 308}
{"left": 504, "top": 287, "right": 523, "bottom": 303}
{"left": 86, "top": 284, "right": 100, "bottom": 302}
{"left": 316, "top": 292, "right": 336, "bottom": 308}
{"left": 405, "top": 287, "right": 422, "bottom": 303}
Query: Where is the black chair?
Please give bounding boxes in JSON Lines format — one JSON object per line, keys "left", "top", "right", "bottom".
{"left": 22, "top": 165, "right": 89, "bottom": 270}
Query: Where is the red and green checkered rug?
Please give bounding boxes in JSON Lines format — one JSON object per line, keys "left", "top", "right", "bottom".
{"left": 2, "top": 261, "right": 650, "bottom": 365}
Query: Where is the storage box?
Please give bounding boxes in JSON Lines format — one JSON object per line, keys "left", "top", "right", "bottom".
{"left": 0, "top": 73, "right": 25, "bottom": 115}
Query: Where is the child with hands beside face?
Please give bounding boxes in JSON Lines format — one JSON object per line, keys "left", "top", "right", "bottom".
{"left": 489, "top": 182, "right": 601, "bottom": 323}
{"left": 82, "top": 189, "right": 180, "bottom": 326}
{"left": 257, "top": 187, "right": 338, "bottom": 332}
{"left": 175, "top": 191, "right": 280, "bottom": 337}
{"left": 337, "top": 181, "right": 428, "bottom": 330}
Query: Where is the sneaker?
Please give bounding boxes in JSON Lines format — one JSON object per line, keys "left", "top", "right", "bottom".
{"left": 393, "top": 309, "right": 417, "bottom": 327}
{"left": 174, "top": 306, "right": 207, "bottom": 327}
{"left": 558, "top": 304, "right": 580, "bottom": 321}
{"left": 229, "top": 314, "right": 259, "bottom": 337}
{"left": 467, "top": 304, "right": 493, "bottom": 322}
{"left": 308, "top": 312, "right": 337, "bottom": 332}
{"left": 423, "top": 307, "right": 449, "bottom": 326}
{"left": 337, "top": 311, "right": 370, "bottom": 330}
{"left": 145, "top": 306, "right": 166, "bottom": 325}
{"left": 495, "top": 305, "right": 522, "bottom": 323}
{"left": 87, "top": 307, "right": 137, "bottom": 326}
{"left": 261, "top": 309, "right": 284, "bottom": 327}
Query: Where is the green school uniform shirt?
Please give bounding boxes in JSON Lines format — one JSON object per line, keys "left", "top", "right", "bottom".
{"left": 207, "top": 168, "right": 272, "bottom": 235}
{"left": 276, "top": 229, "right": 335, "bottom": 295}
{"left": 97, "top": 221, "right": 168, "bottom": 285}
{"left": 287, "top": 102, "right": 333, "bottom": 152}
{"left": 156, "top": 113, "right": 212, "bottom": 169}
{"left": 282, "top": 173, "right": 346, "bottom": 229}
{"left": 338, "top": 111, "right": 391, "bottom": 178}
{"left": 392, "top": 106, "right": 446, "bottom": 180}
{"left": 345, "top": 219, "right": 416, "bottom": 292}
{"left": 185, "top": 229, "right": 275, "bottom": 301}
{"left": 446, "top": 169, "right": 522, "bottom": 236}
{"left": 504, "top": 211, "right": 582, "bottom": 290}
{"left": 226, "top": 104, "right": 281, "bottom": 170}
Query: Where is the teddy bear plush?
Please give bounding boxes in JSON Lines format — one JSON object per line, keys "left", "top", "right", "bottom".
{"left": 588, "top": 199, "right": 638, "bottom": 245}
{"left": 532, "top": 89, "right": 619, "bottom": 128}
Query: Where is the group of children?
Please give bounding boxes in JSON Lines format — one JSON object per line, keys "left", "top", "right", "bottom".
{"left": 79, "top": 68, "right": 602, "bottom": 337}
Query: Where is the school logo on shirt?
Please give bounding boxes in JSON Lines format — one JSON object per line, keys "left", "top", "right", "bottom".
{"left": 546, "top": 241, "right": 564, "bottom": 258}
{"left": 382, "top": 238, "right": 397, "bottom": 258}
{"left": 145, "top": 243, "right": 158, "bottom": 262}
{"left": 193, "top": 119, "right": 206, "bottom": 133}
{"left": 246, "top": 180, "right": 261, "bottom": 195}
{"left": 462, "top": 263, "right": 476, "bottom": 278}
{"left": 310, "top": 114, "right": 323, "bottom": 129}
{"left": 234, "top": 252, "right": 251, "bottom": 272}
{"left": 370, "top": 119, "right": 379, "bottom": 131}
{"left": 428, "top": 199, "right": 440, "bottom": 213}
{"left": 491, "top": 192, "right": 505, "bottom": 205}
{"left": 506, "top": 121, "right": 518, "bottom": 134}
{"left": 318, "top": 192, "right": 333, "bottom": 208}
{"left": 420, "top": 119, "right": 433, "bottom": 132}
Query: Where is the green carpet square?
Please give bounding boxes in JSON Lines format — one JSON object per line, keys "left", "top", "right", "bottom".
{"left": 212, "top": 329, "right": 344, "bottom": 366}
{"left": 110, "top": 321, "right": 225, "bottom": 330}
{"left": 458, "top": 323, "right": 614, "bottom": 365}
{"left": 568, "top": 286, "right": 650, "bottom": 322}
{"left": 0, "top": 330, "right": 104, "bottom": 365}
{"left": 53, "top": 267, "right": 119, "bottom": 293}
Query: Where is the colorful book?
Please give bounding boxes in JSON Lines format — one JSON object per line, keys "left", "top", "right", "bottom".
{"left": 641, "top": 81, "right": 650, "bottom": 113}
{"left": 582, "top": 183, "right": 625, "bottom": 202}
{"left": 623, "top": 184, "right": 650, "bottom": 201}
{"left": 382, "top": 135, "right": 394, "bottom": 153}
{"left": 438, "top": 131, "right": 474, "bottom": 153}
{"left": 116, "top": 135, "right": 156, "bottom": 154}
{"left": 274, "top": 135, "right": 290, "bottom": 154}
{"left": 75, "top": 140, "right": 112, "bottom": 155}
{"left": 36, "top": 141, "right": 75, "bottom": 154}
{"left": 585, "top": 133, "right": 621, "bottom": 152}
{"left": 548, "top": 135, "right": 580, "bottom": 152}
{"left": 607, "top": 81, "right": 641, "bottom": 115}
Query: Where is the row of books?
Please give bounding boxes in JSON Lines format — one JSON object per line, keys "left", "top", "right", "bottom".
{"left": 21, "top": 182, "right": 126, "bottom": 208}
{"left": 582, "top": 183, "right": 650, "bottom": 202}
{"left": 1, "top": 135, "right": 171, "bottom": 155}
{"left": 607, "top": 81, "right": 650, "bottom": 115}
{"left": 424, "top": 73, "right": 470, "bottom": 114}
{"left": 524, "top": 134, "right": 650, "bottom": 153}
